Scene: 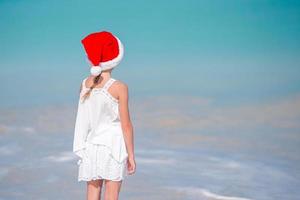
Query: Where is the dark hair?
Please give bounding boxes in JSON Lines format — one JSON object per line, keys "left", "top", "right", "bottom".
{"left": 81, "top": 72, "right": 102, "bottom": 102}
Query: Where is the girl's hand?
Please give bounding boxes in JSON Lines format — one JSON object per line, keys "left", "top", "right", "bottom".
{"left": 127, "top": 156, "right": 136, "bottom": 175}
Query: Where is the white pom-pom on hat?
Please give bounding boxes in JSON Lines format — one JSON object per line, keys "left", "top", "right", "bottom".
{"left": 90, "top": 66, "right": 102, "bottom": 76}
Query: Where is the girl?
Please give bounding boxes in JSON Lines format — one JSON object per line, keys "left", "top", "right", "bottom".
{"left": 73, "top": 31, "right": 136, "bottom": 200}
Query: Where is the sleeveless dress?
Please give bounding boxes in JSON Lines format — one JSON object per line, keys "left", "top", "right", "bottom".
{"left": 73, "top": 77, "right": 128, "bottom": 182}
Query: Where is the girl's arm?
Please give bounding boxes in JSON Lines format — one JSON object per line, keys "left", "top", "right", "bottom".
{"left": 118, "top": 82, "right": 135, "bottom": 159}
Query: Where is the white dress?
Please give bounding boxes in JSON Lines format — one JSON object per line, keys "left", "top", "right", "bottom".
{"left": 73, "top": 77, "right": 128, "bottom": 182}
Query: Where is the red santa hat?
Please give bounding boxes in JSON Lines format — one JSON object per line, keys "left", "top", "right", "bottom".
{"left": 81, "top": 31, "right": 124, "bottom": 76}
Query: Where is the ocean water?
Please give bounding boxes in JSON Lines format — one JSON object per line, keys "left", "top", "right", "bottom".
{"left": 0, "top": 95, "right": 299, "bottom": 200}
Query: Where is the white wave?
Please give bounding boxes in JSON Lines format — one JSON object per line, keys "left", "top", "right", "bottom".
{"left": 21, "top": 126, "right": 35, "bottom": 133}
{"left": 167, "top": 186, "right": 253, "bottom": 200}
{"left": 136, "top": 148, "right": 176, "bottom": 156}
{"left": 44, "top": 151, "right": 75, "bottom": 162}
{"left": 0, "top": 144, "right": 21, "bottom": 155}
{"left": 136, "top": 157, "right": 176, "bottom": 165}
{"left": 225, "top": 161, "right": 241, "bottom": 169}
{"left": 208, "top": 156, "right": 241, "bottom": 169}
{"left": 0, "top": 123, "right": 35, "bottom": 134}
{"left": 0, "top": 167, "right": 10, "bottom": 179}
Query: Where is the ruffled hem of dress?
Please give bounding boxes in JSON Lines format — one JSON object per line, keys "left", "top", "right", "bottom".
{"left": 78, "top": 174, "right": 125, "bottom": 182}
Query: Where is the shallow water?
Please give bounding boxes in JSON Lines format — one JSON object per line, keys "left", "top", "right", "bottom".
{"left": 0, "top": 95, "right": 299, "bottom": 200}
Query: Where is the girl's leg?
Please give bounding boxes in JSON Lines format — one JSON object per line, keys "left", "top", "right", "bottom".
{"left": 104, "top": 179, "right": 122, "bottom": 200}
{"left": 87, "top": 179, "right": 104, "bottom": 200}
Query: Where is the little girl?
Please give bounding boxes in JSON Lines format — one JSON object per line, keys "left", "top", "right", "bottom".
{"left": 73, "top": 31, "right": 136, "bottom": 200}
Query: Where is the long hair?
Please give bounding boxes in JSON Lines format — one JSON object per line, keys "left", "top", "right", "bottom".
{"left": 81, "top": 72, "right": 102, "bottom": 103}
